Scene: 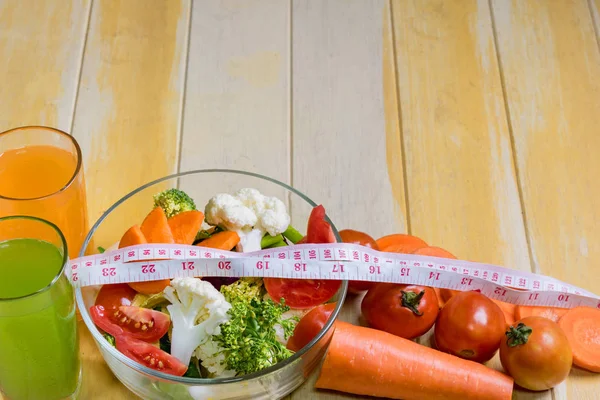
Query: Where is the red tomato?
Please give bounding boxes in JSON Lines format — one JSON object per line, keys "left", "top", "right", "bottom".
{"left": 95, "top": 283, "right": 137, "bottom": 310}
{"left": 500, "top": 317, "right": 572, "bottom": 391}
{"left": 339, "top": 229, "right": 379, "bottom": 293}
{"left": 305, "top": 205, "right": 336, "bottom": 244}
{"left": 265, "top": 205, "right": 341, "bottom": 309}
{"left": 434, "top": 291, "right": 506, "bottom": 363}
{"left": 90, "top": 305, "right": 170, "bottom": 342}
{"left": 361, "top": 284, "right": 439, "bottom": 339}
{"left": 115, "top": 334, "right": 188, "bottom": 376}
{"left": 264, "top": 278, "right": 340, "bottom": 309}
{"left": 287, "top": 303, "right": 336, "bottom": 352}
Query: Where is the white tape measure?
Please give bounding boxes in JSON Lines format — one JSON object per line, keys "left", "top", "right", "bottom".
{"left": 69, "top": 243, "right": 600, "bottom": 309}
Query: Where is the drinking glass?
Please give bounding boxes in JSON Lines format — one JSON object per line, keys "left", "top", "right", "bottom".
{"left": 0, "top": 216, "right": 81, "bottom": 400}
{"left": 0, "top": 126, "right": 89, "bottom": 258}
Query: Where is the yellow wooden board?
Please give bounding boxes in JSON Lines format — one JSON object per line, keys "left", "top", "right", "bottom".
{"left": 1, "top": 0, "right": 600, "bottom": 399}
{"left": 491, "top": 0, "right": 600, "bottom": 398}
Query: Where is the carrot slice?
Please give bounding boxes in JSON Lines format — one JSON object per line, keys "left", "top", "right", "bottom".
{"left": 315, "top": 321, "right": 513, "bottom": 400}
{"left": 140, "top": 207, "right": 175, "bottom": 244}
{"left": 412, "top": 246, "right": 456, "bottom": 259}
{"left": 126, "top": 207, "right": 174, "bottom": 295}
{"left": 492, "top": 300, "right": 516, "bottom": 326}
{"left": 557, "top": 306, "right": 600, "bottom": 372}
{"left": 515, "top": 305, "right": 567, "bottom": 323}
{"left": 376, "top": 233, "right": 428, "bottom": 254}
{"left": 167, "top": 210, "right": 204, "bottom": 245}
{"left": 412, "top": 246, "right": 456, "bottom": 308}
{"left": 119, "top": 225, "right": 147, "bottom": 248}
{"left": 196, "top": 231, "right": 240, "bottom": 251}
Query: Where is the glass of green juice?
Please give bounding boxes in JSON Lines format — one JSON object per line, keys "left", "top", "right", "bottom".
{"left": 0, "top": 216, "right": 81, "bottom": 400}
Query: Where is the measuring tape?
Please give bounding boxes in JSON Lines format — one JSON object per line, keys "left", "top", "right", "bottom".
{"left": 68, "top": 243, "right": 600, "bottom": 309}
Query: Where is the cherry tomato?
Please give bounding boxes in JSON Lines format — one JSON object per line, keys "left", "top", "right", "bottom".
{"left": 434, "top": 291, "right": 506, "bottom": 363}
{"left": 265, "top": 205, "right": 341, "bottom": 308}
{"left": 361, "top": 284, "right": 439, "bottom": 339}
{"left": 115, "top": 334, "right": 188, "bottom": 376}
{"left": 500, "top": 316, "right": 572, "bottom": 391}
{"left": 95, "top": 283, "right": 137, "bottom": 310}
{"left": 264, "top": 278, "right": 340, "bottom": 309}
{"left": 339, "top": 229, "right": 379, "bottom": 293}
{"left": 90, "top": 305, "right": 170, "bottom": 342}
{"left": 287, "top": 303, "right": 337, "bottom": 352}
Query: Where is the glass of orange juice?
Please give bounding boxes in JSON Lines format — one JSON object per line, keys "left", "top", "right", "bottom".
{"left": 0, "top": 126, "right": 89, "bottom": 258}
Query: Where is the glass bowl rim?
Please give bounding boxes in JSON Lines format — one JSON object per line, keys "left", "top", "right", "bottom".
{"left": 75, "top": 168, "right": 348, "bottom": 385}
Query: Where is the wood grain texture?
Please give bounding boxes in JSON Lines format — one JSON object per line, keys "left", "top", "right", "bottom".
{"left": 391, "top": 1, "right": 538, "bottom": 398}
{"left": 70, "top": 1, "right": 190, "bottom": 398}
{"left": 491, "top": 0, "right": 600, "bottom": 399}
{"left": 290, "top": 1, "right": 406, "bottom": 399}
{"left": 72, "top": 0, "right": 190, "bottom": 242}
{"left": 592, "top": 0, "right": 600, "bottom": 42}
{"left": 178, "top": 0, "right": 290, "bottom": 206}
{"left": 0, "top": 0, "right": 90, "bottom": 131}
{"left": 292, "top": 0, "right": 406, "bottom": 240}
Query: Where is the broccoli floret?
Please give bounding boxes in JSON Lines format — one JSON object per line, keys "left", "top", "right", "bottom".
{"left": 153, "top": 189, "right": 197, "bottom": 218}
{"left": 215, "top": 278, "right": 295, "bottom": 375}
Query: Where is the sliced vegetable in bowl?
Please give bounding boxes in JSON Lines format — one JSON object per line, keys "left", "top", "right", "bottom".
{"left": 88, "top": 186, "right": 341, "bottom": 381}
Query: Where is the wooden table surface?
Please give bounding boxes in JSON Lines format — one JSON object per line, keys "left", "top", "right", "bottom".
{"left": 2, "top": 0, "right": 600, "bottom": 399}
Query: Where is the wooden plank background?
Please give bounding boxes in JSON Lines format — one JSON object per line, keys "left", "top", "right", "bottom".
{"left": 1, "top": 0, "right": 600, "bottom": 399}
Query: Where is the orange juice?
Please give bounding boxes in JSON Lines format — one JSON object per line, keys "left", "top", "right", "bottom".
{"left": 0, "top": 145, "right": 88, "bottom": 258}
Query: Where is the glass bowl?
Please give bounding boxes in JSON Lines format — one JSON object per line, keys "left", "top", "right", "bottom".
{"left": 75, "top": 169, "right": 348, "bottom": 400}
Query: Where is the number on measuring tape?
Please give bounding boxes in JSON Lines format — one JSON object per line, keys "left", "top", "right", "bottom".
{"left": 529, "top": 292, "right": 539, "bottom": 300}
{"left": 256, "top": 261, "right": 269, "bottom": 270}
{"left": 461, "top": 277, "right": 473, "bottom": 286}
{"left": 400, "top": 267, "right": 410, "bottom": 277}
{"left": 332, "top": 263, "right": 345, "bottom": 273}
{"left": 72, "top": 272, "right": 78, "bottom": 282}
{"left": 102, "top": 267, "right": 116, "bottom": 277}
{"left": 141, "top": 264, "right": 156, "bottom": 274}
{"left": 218, "top": 261, "right": 231, "bottom": 270}
{"left": 294, "top": 262, "right": 307, "bottom": 272}
{"left": 428, "top": 271, "right": 440, "bottom": 281}
{"left": 494, "top": 286, "right": 507, "bottom": 297}
{"left": 369, "top": 265, "right": 381, "bottom": 274}
{"left": 182, "top": 261, "right": 195, "bottom": 271}
{"left": 557, "top": 294, "right": 570, "bottom": 302}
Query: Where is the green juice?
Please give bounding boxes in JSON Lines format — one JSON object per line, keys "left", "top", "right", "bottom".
{"left": 0, "top": 239, "right": 80, "bottom": 400}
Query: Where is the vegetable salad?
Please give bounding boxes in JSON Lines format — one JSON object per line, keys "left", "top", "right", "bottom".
{"left": 90, "top": 188, "right": 339, "bottom": 378}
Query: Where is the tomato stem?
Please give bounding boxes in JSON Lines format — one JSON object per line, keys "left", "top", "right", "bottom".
{"left": 400, "top": 290, "right": 424, "bottom": 316}
{"left": 505, "top": 323, "right": 533, "bottom": 347}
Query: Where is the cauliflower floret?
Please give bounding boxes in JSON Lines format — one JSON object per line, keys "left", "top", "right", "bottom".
{"left": 163, "top": 278, "right": 234, "bottom": 376}
{"left": 204, "top": 188, "right": 291, "bottom": 252}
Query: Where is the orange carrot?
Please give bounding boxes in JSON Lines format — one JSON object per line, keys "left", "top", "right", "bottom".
{"left": 167, "top": 210, "right": 204, "bottom": 245}
{"left": 128, "top": 207, "right": 174, "bottom": 294}
{"left": 492, "top": 300, "right": 516, "bottom": 326}
{"left": 412, "top": 246, "right": 457, "bottom": 259}
{"left": 315, "top": 321, "right": 513, "bottom": 400}
{"left": 412, "top": 247, "right": 457, "bottom": 308}
{"left": 558, "top": 306, "right": 600, "bottom": 372}
{"left": 140, "top": 207, "right": 175, "bottom": 244}
{"left": 515, "top": 305, "right": 567, "bottom": 323}
{"left": 196, "top": 231, "right": 240, "bottom": 251}
{"left": 119, "top": 225, "right": 147, "bottom": 248}
{"left": 376, "top": 233, "right": 428, "bottom": 254}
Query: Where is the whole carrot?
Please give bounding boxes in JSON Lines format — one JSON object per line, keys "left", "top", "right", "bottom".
{"left": 315, "top": 321, "right": 513, "bottom": 400}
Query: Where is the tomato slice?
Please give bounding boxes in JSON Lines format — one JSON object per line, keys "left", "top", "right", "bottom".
{"left": 90, "top": 305, "right": 170, "bottom": 342}
{"left": 115, "top": 334, "right": 187, "bottom": 376}
{"left": 265, "top": 205, "right": 341, "bottom": 309}
{"left": 95, "top": 283, "right": 137, "bottom": 310}
{"left": 305, "top": 205, "right": 336, "bottom": 243}
{"left": 265, "top": 278, "right": 340, "bottom": 309}
{"left": 287, "top": 303, "right": 336, "bottom": 352}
